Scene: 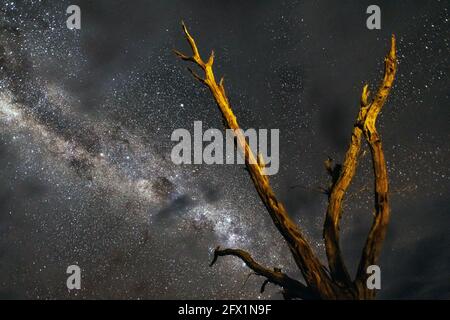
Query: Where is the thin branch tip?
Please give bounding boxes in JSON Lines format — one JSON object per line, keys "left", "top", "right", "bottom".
{"left": 389, "top": 35, "right": 397, "bottom": 60}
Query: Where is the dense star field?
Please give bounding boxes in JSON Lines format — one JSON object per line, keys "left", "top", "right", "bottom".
{"left": 0, "top": 0, "right": 448, "bottom": 299}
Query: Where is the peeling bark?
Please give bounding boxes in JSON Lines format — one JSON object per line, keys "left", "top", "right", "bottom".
{"left": 175, "top": 23, "right": 397, "bottom": 299}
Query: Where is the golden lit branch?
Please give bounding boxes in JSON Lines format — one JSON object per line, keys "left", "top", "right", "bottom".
{"left": 323, "top": 36, "right": 396, "bottom": 289}
{"left": 175, "top": 22, "right": 336, "bottom": 298}
{"left": 323, "top": 84, "right": 370, "bottom": 286}
{"left": 354, "top": 36, "right": 397, "bottom": 298}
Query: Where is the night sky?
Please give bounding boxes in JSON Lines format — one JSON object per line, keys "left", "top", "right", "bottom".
{"left": 0, "top": 0, "right": 448, "bottom": 299}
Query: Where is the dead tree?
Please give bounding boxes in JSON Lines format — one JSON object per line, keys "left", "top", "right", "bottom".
{"left": 175, "top": 22, "right": 397, "bottom": 300}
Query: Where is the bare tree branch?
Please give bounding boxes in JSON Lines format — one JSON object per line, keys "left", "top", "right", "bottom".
{"left": 323, "top": 85, "right": 370, "bottom": 286}
{"left": 323, "top": 36, "right": 397, "bottom": 288}
{"left": 175, "top": 22, "right": 336, "bottom": 298}
{"left": 210, "top": 247, "right": 316, "bottom": 300}
{"left": 354, "top": 36, "right": 397, "bottom": 298}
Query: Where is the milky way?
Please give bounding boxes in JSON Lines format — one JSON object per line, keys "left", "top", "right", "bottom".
{"left": 0, "top": 0, "right": 448, "bottom": 299}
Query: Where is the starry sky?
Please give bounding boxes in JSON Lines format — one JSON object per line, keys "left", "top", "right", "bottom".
{"left": 0, "top": 0, "right": 448, "bottom": 299}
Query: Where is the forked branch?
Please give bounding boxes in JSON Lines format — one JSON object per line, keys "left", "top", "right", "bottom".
{"left": 354, "top": 36, "right": 396, "bottom": 298}
{"left": 323, "top": 36, "right": 397, "bottom": 285}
